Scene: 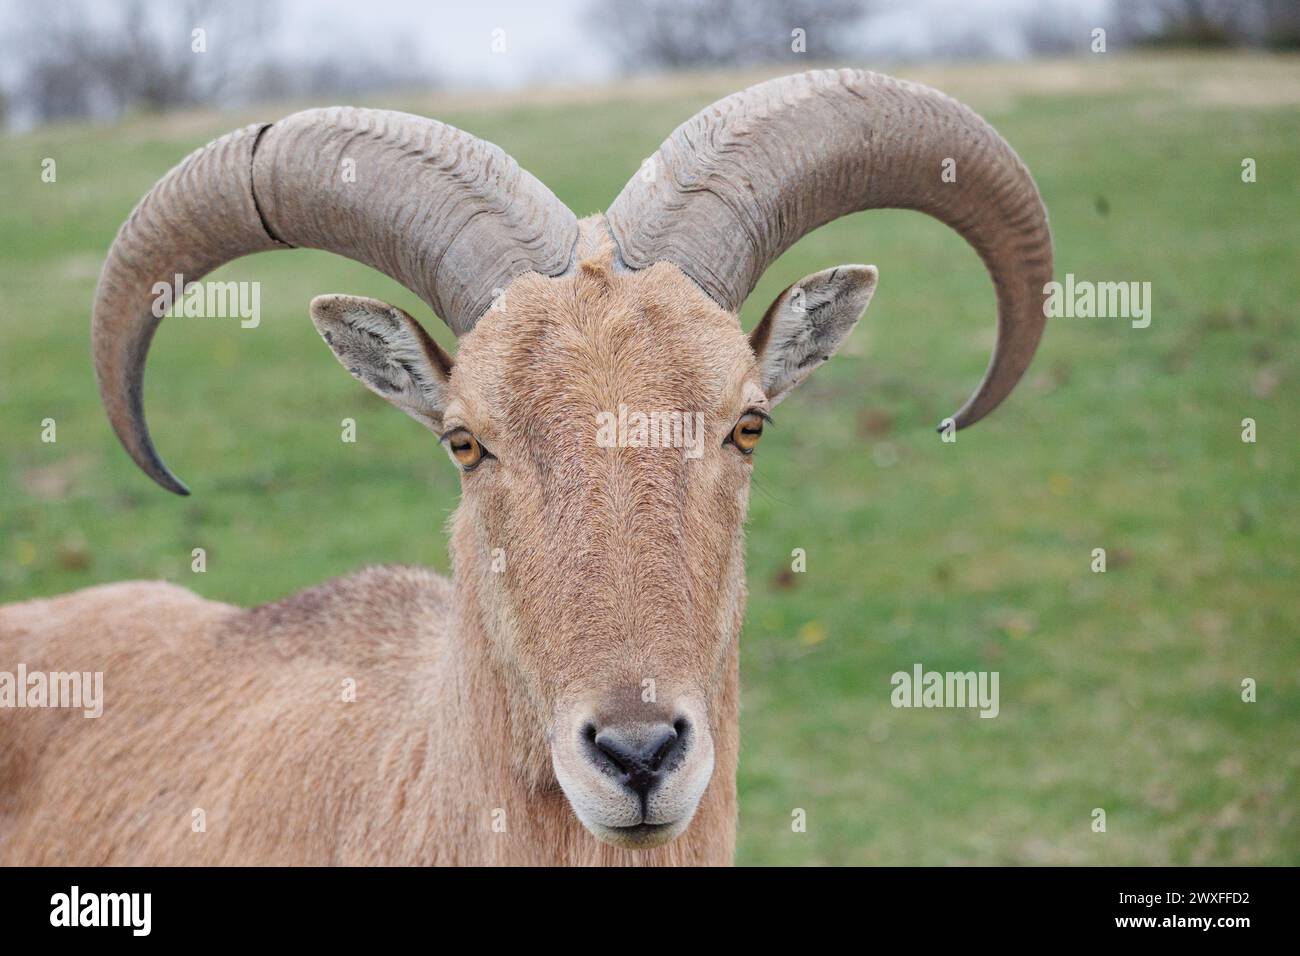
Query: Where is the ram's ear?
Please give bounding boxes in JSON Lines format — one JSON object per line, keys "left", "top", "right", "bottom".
{"left": 749, "top": 265, "right": 877, "bottom": 406}
{"left": 310, "top": 294, "right": 453, "bottom": 432}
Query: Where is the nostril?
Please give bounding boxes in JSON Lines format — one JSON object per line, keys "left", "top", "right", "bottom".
{"left": 661, "top": 718, "right": 689, "bottom": 772}
{"left": 594, "top": 734, "right": 632, "bottom": 773}
{"left": 646, "top": 726, "right": 677, "bottom": 772}
{"left": 589, "top": 721, "right": 683, "bottom": 796}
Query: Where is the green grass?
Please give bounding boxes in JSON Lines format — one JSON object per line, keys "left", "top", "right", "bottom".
{"left": 2, "top": 53, "right": 1297, "bottom": 865}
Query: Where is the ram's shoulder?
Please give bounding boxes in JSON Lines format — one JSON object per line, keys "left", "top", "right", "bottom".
{"left": 223, "top": 564, "right": 454, "bottom": 656}
{"left": 0, "top": 580, "right": 233, "bottom": 649}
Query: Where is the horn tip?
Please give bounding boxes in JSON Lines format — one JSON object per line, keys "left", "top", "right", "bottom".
{"left": 134, "top": 444, "right": 191, "bottom": 496}
{"left": 937, "top": 409, "right": 981, "bottom": 434}
{"left": 152, "top": 465, "right": 191, "bottom": 496}
{"left": 150, "top": 469, "right": 191, "bottom": 497}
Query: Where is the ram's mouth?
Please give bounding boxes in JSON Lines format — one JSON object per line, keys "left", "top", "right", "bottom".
{"left": 583, "top": 818, "right": 687, "bottom": 849}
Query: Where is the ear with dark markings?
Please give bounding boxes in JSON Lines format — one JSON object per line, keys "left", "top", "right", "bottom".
{"left": 748, "top": 265, "right": 878, "bottom": 406}
{"left": 310, "top": 294, "right": 454, "bottom": 432}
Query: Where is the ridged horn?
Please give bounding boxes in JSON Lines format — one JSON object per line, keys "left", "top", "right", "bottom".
{"left": 605, "top": 69, "right": 1053, "bottom": 431}
{"left": 93, "top": 108, "right": 578, "bottom": 494}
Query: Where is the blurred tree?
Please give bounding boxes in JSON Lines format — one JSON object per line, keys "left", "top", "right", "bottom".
{"left": 240, "top": 34, "right": 438, "bottom": 102}
{"left": 1111, "top": 0, "right": 1266, "bottom": 48}
{"left": 1257, "top": 0, "right": 1300, "bottom": 48}
{"left": 1022, "top": 0, "right": 1097, "bottom": 56}
{"left": 10, "top": 0, "right": 274, "bottom": 123}
{"left": 589, "top": 0, "right": 875, "bottom": 70}
{"left": 2, "top": 0, "right": 439, "bottom": 129}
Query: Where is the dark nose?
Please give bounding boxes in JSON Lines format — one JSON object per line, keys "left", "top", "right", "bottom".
{"left": 587, "top": 719, "right": 688, "bottom": 799}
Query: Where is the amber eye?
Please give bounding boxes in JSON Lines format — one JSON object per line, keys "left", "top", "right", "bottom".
{"left": 445, "top": 429, "right": 486, "bottom": 470}
{"left": 728, "top": 412, "right": 767, "bottom": 455}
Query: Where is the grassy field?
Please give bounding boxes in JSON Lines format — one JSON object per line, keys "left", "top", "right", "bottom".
{"left": 1, "top": 53, "right": 1297, "bottom": 865}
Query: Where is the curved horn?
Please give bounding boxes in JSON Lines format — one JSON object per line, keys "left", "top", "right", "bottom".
{"left": 605, "top": 69, "right": 1053, "bottom": 431}
{"left": 93, "top": 108, "right": 577, "bottom": 494}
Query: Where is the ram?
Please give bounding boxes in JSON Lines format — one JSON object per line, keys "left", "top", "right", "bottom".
{"left": 0, "top": 69, "right": 1051, "bottom": 865}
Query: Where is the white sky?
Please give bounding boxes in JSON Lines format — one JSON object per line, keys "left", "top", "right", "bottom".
{"left": 0, "top": 0, "right": 1114, "bottom": 97}
{"left": 278, "top": 0, "right": 619, "bottom": 88}
{"left": 274, "top": 0, "right": 1112, "bottom": 89}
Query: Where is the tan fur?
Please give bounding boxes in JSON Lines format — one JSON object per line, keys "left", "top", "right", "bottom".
{"left": 1, "top": 219, "right": 755, "bottom": 866}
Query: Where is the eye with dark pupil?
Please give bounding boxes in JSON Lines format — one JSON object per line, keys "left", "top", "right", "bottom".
{"left": 448, "top": 430, "right": 483, "bottom": 468}
{"left": 730, "top": 413, "right": 765, "bottom": 454}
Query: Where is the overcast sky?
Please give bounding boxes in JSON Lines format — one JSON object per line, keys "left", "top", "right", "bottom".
{"left": 276, "top": 0, "right": 616, "bottom": 88}
{"left": 273, "top": 0, "right": 1112, "bottom": 89}
{"left": 0, "top": 0, "right": 1114, "bottom": 99}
